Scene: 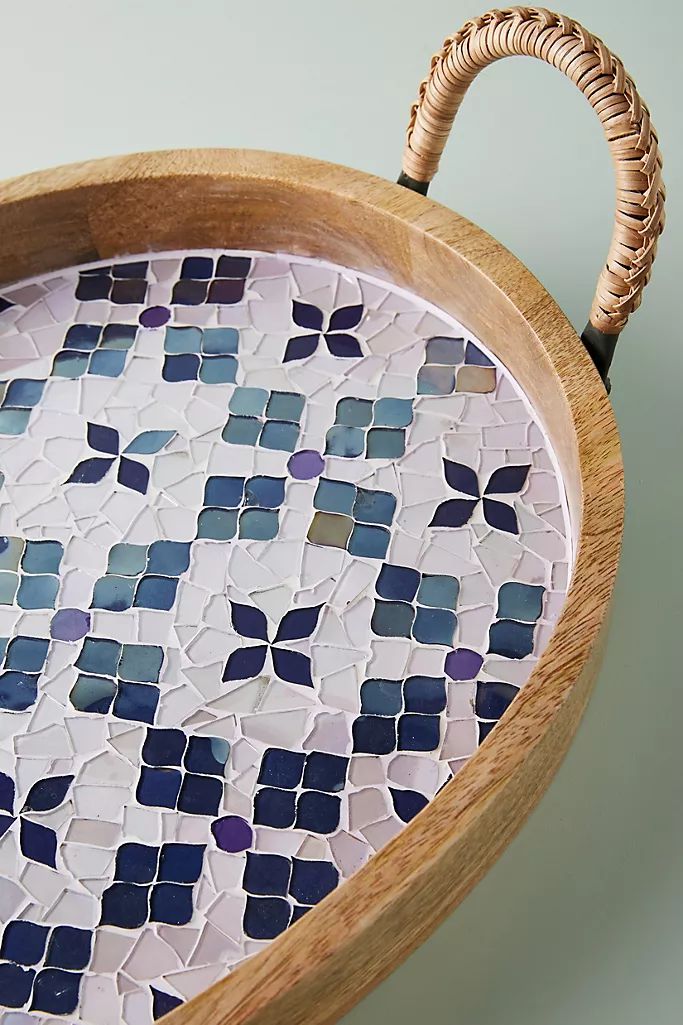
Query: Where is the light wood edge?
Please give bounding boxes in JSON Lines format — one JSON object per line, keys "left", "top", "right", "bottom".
{"left": 0, "top": 149, "right": 624, "bottom": 1025}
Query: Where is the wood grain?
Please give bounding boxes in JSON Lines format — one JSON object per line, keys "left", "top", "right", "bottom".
{"left": 0, "top": 147, "right": 624, "bottom": 1025}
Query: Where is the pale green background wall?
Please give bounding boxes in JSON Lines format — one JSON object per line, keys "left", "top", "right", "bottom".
{"left": 0, "top": 2, "right": 680, "bottom": 1022}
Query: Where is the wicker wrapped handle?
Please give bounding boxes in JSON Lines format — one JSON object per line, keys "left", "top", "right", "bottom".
{"left": 399, "top": 6, "right": 665, "bottom": 382}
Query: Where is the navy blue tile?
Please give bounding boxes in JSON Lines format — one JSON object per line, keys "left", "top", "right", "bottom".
{"left": 23, "top": 774, "right": 73, "bottom": 813}
{"left": 376, "top": 564, "right": 420, "bottom": 601}
{"left": 403, "top": 676, "right": 447, "bottom": 714}
{"left": 65, "top": 323, "right": 101, "bottom": 349}
{"left": 216, "top": 254, "right": 251, "bottom": 278}
{"left": 113, "top": 681, "right": 159, "bottom": 724}
{"left": 177, "top": 773, "right": 222, "bottom": 816}
{"left": 163, "top": 353, "right": 200, "bottom": 381}
{"left": 0, "top": 671, "right": 38, "bottom": 712}
{"left": 0, "top": 961, "right": 35, "bottom": 1007}
{"left": 111, "top": 278, "right": 147, "bottom": 304}
{"left": 115, "top": 842, "right": 159, "bottom": 883}
{"left": 397, "top": 714, "right": 441, "bottom": 751}
{"left": 142, "top": 727, "right": 187, "bottom": 767}
{"left": 171, "top": 279, "right": 208, "bottom": 305}
{"left": 475, "top": 681, "right": 519, "bottom": 720}
{"left": 77, "top": 274, "right": 110, "bottom": 301}
{"left": 137, "top": 767, "right": 182, "bottom": 809}
{"left": 113, "top": 260, "right": 148, "bottom": 279}
{"left": 352, "top": 715, "right": 396, "bottom": 754}
{"left": 479, "top": 720, "right": 497, "bottom": 742}
{"left": 290, "top": 905, "right": 310, "bottom": 924}
{"left": 20, "top": 819, "right": 56, "bottom": 867}
{"left": 488, "top": 619, "right": 535, "bottom": 659}
{"left": 184, "top": 736, "right": 230, "bottom": 776}
{"left": 208, "top": 278, "right": 245, "bottom": 303}
{"left": 243, "top": 852, "right": 291, "bottom": 896}
{"left": 151, "top": 987, "right": 184, "bottom": 1020}
{"left": 289, "top": 859, "right": 339, "bottom": 905}
{"left": 44, "top": 926, "right": 92, "bottom": 971}
{"left": 244, "top": 895, "right": 291, "bottom": 940}
{"left": 181, "top": 256, "right": 214, "bottom": 279}
{"left": 100, "top": 883, "right": 150, "bottom": 928}
{"left": 257, "top": 748, "right": 305, "bottom": 789}
{"left": 254, "top": 787, "right": 296, "bottom": 828}
{"left": 150, "top": 883, "right": 194, "bottom": 925}
{"left": 360, "top": 679, "right": 402, "bottom": 716}
{"left": 0, "top": 920, "right": 49, "bottom": 965}
{"left": 158, "top": 843, "right": 205, "bottom": 884}
{"left": 390, "top": 787, "right": 429, "bottom": 823}
{"left": 302, "top": 752, "right": 348, "bottom": 793}
{"left": 295, "top": 791, "right": 340, "bottom": 834}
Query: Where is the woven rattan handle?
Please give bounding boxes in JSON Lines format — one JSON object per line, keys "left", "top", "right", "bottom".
{"left": 399, "top": 6, "right": 665, "bottom": 383}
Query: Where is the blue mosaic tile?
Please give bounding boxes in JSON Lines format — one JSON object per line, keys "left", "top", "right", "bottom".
{"left": 136, "top": 727, "right": 227, "bottom": 814}
{"left": 197, "top": 474, "right": 286, "bottom": 541}
{"left": 0, "top": 379, "right": 46, "bottom": 436}
{"left": 71, "top": 638, "right": 163, "bottom": 723}
{"left": 163, "top": 326, "right": 238, "bottom": 382}
{"left": 308, "top": 478, "right": 396, "bottom": 557}
{"left": 243, "top": 896, "right": 291, "bottom": 940}
{"left": 92, "top": 540, "right": 191, "bottom": 612}
{"left": 372, "top": 563, "right": 459, "bottom": 645}
{"left": 52, "top": 323, "right": 137, "bottom": 379}
{"left": 0, "top": 537, "right": 63, "bottom": 610}
{"left": 0, "top": 635, "right": 50, "bottom": 712}
{"left": 171, "top": 255, "right": 250, "bottom": 305}
{"left": 390, "top": 788, "right": 429, "bottom": 823}
{"left": 355, "top": 676, "right": 446, "bottom": 753}
{"left": 222, "top": 387, "right": 304, "bottom": 452}
{"left": 326, "top": 396, "right": 413, "bottom": 459}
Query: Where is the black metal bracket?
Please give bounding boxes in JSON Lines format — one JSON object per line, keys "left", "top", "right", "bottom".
{"left": 397, "top": 171, "right": 430, "bottom": 196}
{"left": 580, "top": 323, "right": 617, "bottom": 393}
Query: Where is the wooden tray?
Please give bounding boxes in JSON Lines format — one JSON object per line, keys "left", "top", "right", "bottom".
{"left": 0, "top": 7, "right": 662, "bottom": 1025}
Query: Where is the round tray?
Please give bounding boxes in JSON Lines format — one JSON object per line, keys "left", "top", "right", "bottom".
{"left": 0, "top": 6, "right": 664, "bottom": 1024}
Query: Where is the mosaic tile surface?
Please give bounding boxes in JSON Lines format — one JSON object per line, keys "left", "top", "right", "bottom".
{"left": 0, "top": 250, "right": 572, "bottom": 1022}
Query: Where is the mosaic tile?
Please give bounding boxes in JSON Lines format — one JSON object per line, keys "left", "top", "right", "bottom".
{"left": 0, "top": 249, "right": 572, "bottom": 1022}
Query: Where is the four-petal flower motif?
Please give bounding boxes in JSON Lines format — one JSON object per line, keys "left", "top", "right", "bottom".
{"left": 430, "top": 459, "right": 530, "bottom": 534}
{"left": 284, "top": 301, "right": 364, "bottom": 362}
{"left": 0, "top": 770, "right": 74, "bottom": 867}
{"left": 223, "top": 602, "right": 323, "bottom": 686}
{"left": 66, "top": 423, "right": 176, "bottom": 494}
